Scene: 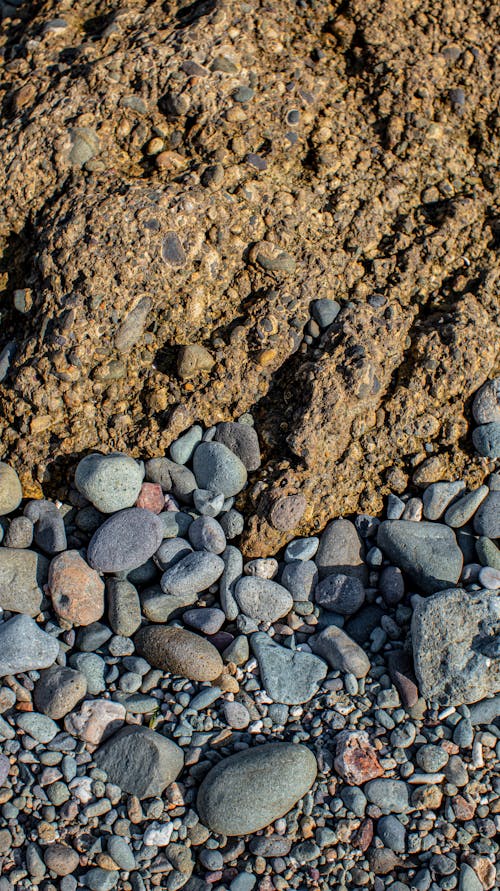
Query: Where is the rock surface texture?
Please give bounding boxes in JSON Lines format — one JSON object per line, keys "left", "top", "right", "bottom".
{"left": 0, "top": 0, "right": 497, "bottom": 557}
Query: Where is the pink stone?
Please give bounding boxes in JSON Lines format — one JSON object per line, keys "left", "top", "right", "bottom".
{"left": 64, "top": 700, "right": 125, "bottom": 746}
{"left": 136, "top": 483, "right": 165, "bottom": 514}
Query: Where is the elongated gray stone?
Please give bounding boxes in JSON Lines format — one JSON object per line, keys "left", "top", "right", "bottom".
{"left": 197, "top": 742, "right": 317, "bottom": 835}
{"left": 160, "top": 551, "right": 224, "bottom": 596}
{"left": 377, "top": 521, "right": 462, "bottom": 593}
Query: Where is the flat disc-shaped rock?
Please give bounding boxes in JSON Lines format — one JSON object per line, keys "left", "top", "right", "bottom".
{"left": 94, "top": 725, "right": 183, "bottom": 799}
{"left": 87, "top": 508, "right": 164, "bottom": 572}
{"left": 0, "top": 547, "right": 48, "bottom": 616}
{"left": 0, "top": 615, "right": 59, "bottom": 677}
{"left": 193, "top": 442, "right": 247, "bottom": 497}
{"left": 411, "top": 587, "right": 500, "bottom": 705}
{"left": 197, "top": 742, "right": 317, "bottom": 835}
{"left": 135, "top": 625, "right": 223, "bottom": 681}
{"left": 377, "top": 521, "right": 463, "bottom": 593}
{"left": 235, "top": 577, "right": 293, "bottom": 622}
{"left": 251, "top": 632, "right": 327, "bottom": 704}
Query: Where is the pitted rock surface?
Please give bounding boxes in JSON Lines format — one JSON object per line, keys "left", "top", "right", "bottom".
{"left": 0, "top": 0, "right": 498, "bottom": 554}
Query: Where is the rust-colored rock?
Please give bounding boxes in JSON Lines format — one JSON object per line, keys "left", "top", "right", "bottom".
{"left": 334, "top": 730, "right": 384, "bottom": 786}
{"left": 48, "top": 550, "right": 105, "bottom": 626}
{"left": 351, "top": 819, "right": 374, "bottom": 853}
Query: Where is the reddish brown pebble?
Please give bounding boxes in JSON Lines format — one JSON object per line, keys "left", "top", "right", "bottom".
{"left": 452, "top": 795, "right": 476, "bottom": 820}
{"left": 351, "top": 818, "right": 374, "bottom": 852}
{"left": 334, "top": 730, "right": 384, "bottom": 785}
{"left": 43, "top": 843, "right": 79, "bottom": 876}
{"left": 136, "top": 482, "right": 165, "bottom": 514}
{"left": 269, "top": 494, "right": 306, "bottom": 531}
{"left": 387, "top": 651, "right": 419, "bottom": 708}
{"left": 48, "top": 550, "right": 104, "bottom": 626}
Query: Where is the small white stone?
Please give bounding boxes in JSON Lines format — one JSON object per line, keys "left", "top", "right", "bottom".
{"left": 143, "top": 821, "right": 174, "bottom": 847}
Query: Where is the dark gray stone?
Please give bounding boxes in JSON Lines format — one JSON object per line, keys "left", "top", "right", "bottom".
{"left": 315, "top": 519, "right": 367, "bottom": 582}
{"left": 473, "top": 422, "right": 500, "bottom": 459}
{"left": 214, "top": 422, "right": 261, "bottom": 472}
{"left": 364, "top": 779, "right": 409, "bottom": 814}
{"left": 160, "top": 551, "right": 224, "bottom": 597}
{"left": 314, "top": 573, "right": 365, "bottom": 616}
{"left": 94, "top": 726, "right": 183, "bottom": 799}
{"left": 377, "top": 521, "right": 463, "bottom": 593}
{"left": 473, "top": 492, "right": 500, "bottom": 539}
{"left": 87, "top": 508, "right": 164, "bottom": 572}
{"left": 281, "top": 560, "right": 317, "bottom": 601}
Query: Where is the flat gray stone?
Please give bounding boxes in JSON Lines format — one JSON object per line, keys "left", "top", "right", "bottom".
{"left": 87, "top": 508, "right": 164, "bottom": 573}
{"left": 365, "top": 779, "right": 409, "bottom": 814}
{"left": 251, "top": 632, "right": 327, "bottom": 704}
{"left": 197, "top": 742, "right": 317, "bottom": 835}
{"left": 281, "top": 560, "right": 317, "bottom": 601}
{"left": 94, "top": 725, "right": 183, "bottom": 799}
{"left": 377, "top": 520, "right": 463, "bottom": 593}
{"left": 473, "top": 422, "right": 500, "bottom": 459}
{"left": 411, "top": 587, "right": 500, "bottom": 705}
{"left": 16, "top": 712, "right": 59, "bottom": 743}
{"left": 235, "top": 578, "right": 292, "bottom": 623}
{"left": 0, "top": 547, "right": 49, "bottom": 616}
{"left": 141, "top": 585, "right": 195, "bottom": 622}
{"left": 315, "top": 519, "right": 366, "bottom": 582}
{"left": 75, "top": 453, "right": 144, "bottom": 513}
{"left": 170, "top": 425, "right": 203, "bottom": 465}
{"left": 106, "top": 578, "right": 141, "bottom": 637}
{"left": 0, "top": 615, "right": 59, "bottom": 677}
{"left": 444, "top": 485, "right": 489, "bottom": 528}
{"left": 193, "top": 442, "right": 247, "bottom": 498}
{"left": 160, "top": 551, "right": 224, "bottom": 597}
{"left": 468, "top": 695, "right": 500, "bottom": 725}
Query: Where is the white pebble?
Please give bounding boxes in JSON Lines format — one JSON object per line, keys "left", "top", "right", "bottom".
{"left": 472, "top": 740, "right": 484, "bottom": 768}
{"left": 143, "top": 822, "right": 174, "bottom": 847}
{"left": 407, "top": 773, "right": 445, "bottom": 784}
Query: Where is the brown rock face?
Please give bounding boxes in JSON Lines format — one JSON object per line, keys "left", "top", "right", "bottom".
{"left": 334, "top": 730, "right": 384, "bottom": 786}
{"left": 0, "top": 0, "right": 498, "bottom": 553}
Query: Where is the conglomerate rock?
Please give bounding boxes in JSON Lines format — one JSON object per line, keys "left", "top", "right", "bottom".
{"left": 0, "top": 0, "right": 498, "bottom": 554}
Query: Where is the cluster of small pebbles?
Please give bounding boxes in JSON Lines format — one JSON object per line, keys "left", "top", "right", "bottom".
{"left": 0, "top": 400, "right": 499, "bottom": 891}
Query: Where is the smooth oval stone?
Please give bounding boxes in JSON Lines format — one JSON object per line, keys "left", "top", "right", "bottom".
{"left": 170, "top": 425, "right": 203, "bottom": 465}
{"left": 75, "top": 453, "right": 144, "bottom": 513}
{"left": 135, "top": 625, "right": 223, "bottom": 681}
{"left": 140, "top": 586, "right": 195, "bottom": 622}
{"left": 315, "top": 519, "right": 367, "bottom": 582}
{"left": 34, "top": 666, "right": 87, "bottom": 719}
{"left": 193, "top": 442, "right": 247, "bottom": 498}
{"left": 160, "top": 551, "right": 224, "bottom": 596}
{"left": 235, "top": 577, "right": 292, "bottom": 623}
{"left": 154, "top": 538, "right": 193, "bottom": 571}
{"left": 284, "top": 537, "right": 319, "bottom": 562}
{"left": 0, "top": 462, "right": 22, "bottom": 516}
{"left": 188, "top": 516, "right": 226, "bottom": 554}
{"left": 197, "top": 742, "right": 317, "bottom": 835}
{"left": 16, "top": 712, "right": 59, "bottom": 744}
{"left": 87, "top": 509, "right": 164, "bottom": 572}
{"left": 311, "top": 625, "right": 370, "bottom": 677}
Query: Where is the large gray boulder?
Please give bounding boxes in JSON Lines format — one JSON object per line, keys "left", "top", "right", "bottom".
{"left": 377, "top": 520, "right": 463, "bottom": 593}
{"left": 411, "top": 587, "right": 500, "bottom": 705}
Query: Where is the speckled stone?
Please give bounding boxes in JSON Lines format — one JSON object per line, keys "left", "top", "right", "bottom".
{"left": 135, "top": 625, "right": 223, "bottom": 681}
